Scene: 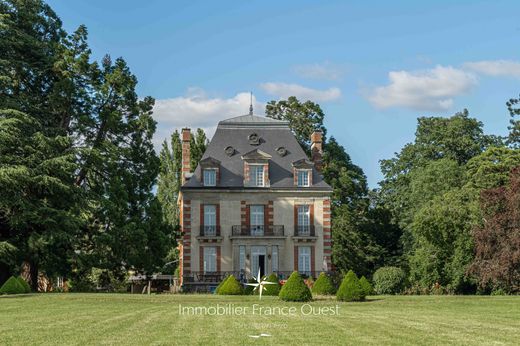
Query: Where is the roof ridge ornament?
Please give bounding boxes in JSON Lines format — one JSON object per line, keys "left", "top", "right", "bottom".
{"left": 249, "top": 91, "right": 253, "bottom": 116}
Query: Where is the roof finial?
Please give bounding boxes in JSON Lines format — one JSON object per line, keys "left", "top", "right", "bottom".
{"left": 249, "top": 91, "right": 253, "bottom": 116}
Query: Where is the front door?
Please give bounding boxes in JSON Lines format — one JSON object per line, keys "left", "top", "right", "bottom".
{"left": 251, "top": 246, "right": 267, "bottom": 278}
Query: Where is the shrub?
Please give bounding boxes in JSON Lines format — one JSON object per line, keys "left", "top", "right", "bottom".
{"left": 491, "top": 288, "right": 507, "bottom": 296}
{"left": 373, "top": 266, "right": 406, "bottom": 294}
{"left": 336, "top": 270, "right": 365, "bottom": 302}
{"left": 359, "top": 276, "right": 373, "bottom": 296}
{"left": 312, "top": 272, "right": 336, "bottom": 295}
{"left": 0, "top": 276, "right": 26, "bottom": 295}
{"left": 217, "top": 275, "right": 243, "bottom": 295}
{"left": 257, "top": 273, "right": 281, "bottom": 296}
{"left": 17, "top": 277, "right": 31, "bottom": 293}
{"left": 215, "top": 275, "right": 229, "bottom": 294}
{"left": 244, "top": 277, "right": 257, "bottom": 295}
{"left": 279, "top": 271, "right": 312, "bottom": 302}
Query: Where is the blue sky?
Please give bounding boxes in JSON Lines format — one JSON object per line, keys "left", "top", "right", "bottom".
{"left": 49, "top": 0, "right": 520, "bottom": 187}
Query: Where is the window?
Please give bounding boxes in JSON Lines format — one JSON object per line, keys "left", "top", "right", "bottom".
{"left": 239, "top": 246, "right": 246, "bottom": 272}
{"left": 203, "top": 169, "right": 216, "bottom": 186}
{"left": 297, "top": 170, "right": 310, "bottom": 187}
{"left": 203, "top": 205, "right": 216, "bottom": 235}
{"left": 203, "top": 247, "right": 217, "bottom": 273}
{"left": 250, "top": 205, "right": 264, "bottom": 235}
{"left": 250, "top": 165, "right": 264, "bottom": 187}
{"left": 271, "top": 246, "right": 278, "bottom": 272}
{"left": 298, "top": 246, "right": 311, "bottom": 274}
{"left": 297, "top": 205, "right": 310, "bottom": 235}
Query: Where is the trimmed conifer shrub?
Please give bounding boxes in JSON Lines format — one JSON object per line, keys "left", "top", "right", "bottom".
{"left": 258, "top": 273, "right": 281, "bottom": 296}
{"left": 17, "top": 277, "right": 31, "bottom": 293}
{"left": 215, "top": 275, "right": 229, "bottom": 294}
{"left": 244, "top": 277, "right": 257, "bottom": 295}
{"left": 336, "top": 270, "right": 365, "bottom": 302}
{"left": 0, "top": 276, "right": 26, "bottom": 295}
{"left": 279, "top": 271, "right": 312, "bottom": 302}
{"left": 312, "top": 272, "right": 336, "bottom": 295}
{"left": 217, "top": 275, "right": 243, "bottom": 295}
{"left": 359, "top": 276, "right": 373, "bottom": 296}
{"left": 373, "top": 266, "right": 406, "bottom": 294}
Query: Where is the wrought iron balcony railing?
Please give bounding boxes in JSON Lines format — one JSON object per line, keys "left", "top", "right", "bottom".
{"left": 231, "top": 225, "right": 285, "bottom": 237}
{"left": 199, "top": 225, "right": 221, "bottom": 237}
{"left": 294, "top": 225, "right": 315, "bottom": 237}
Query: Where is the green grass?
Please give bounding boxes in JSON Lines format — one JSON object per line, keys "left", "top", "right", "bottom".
{"left": 0, "top": 294, "right": 519, "bottom": 345}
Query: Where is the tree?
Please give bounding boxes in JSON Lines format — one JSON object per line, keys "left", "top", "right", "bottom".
{"left": 469, "top": 167, "right": 520, "bottom": 293}
{"left": 506, "top": 95, "right": 520, "bottom": 148}
{"left": 190, "top": 128, "right": 208, "bottom": 170}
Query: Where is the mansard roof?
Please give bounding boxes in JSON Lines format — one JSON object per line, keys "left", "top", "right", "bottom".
{"left": 182, "top": 114, "right": 332, "bottom": 191}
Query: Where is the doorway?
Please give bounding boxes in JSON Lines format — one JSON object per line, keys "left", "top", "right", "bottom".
{"left": 251, "top": 246, "right": 267, "bottom": 278}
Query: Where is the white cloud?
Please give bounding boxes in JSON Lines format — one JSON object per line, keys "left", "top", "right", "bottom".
{"left": 260, "top": 82, "right": 341, "bottom": 102}
{"left": 463, "top": 60, "right": 520, "bottom": 78}
{"left": 152, "top": 89, "right": 264, "bottom": 151}
{"left": 292, "top": 61, "right": 345, "bottom": 80}
{"left": 366, "top": 65, "right": 478, "bottom": 111}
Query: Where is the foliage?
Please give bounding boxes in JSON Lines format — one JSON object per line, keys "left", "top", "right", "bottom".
{"left": 0, "top": 276, "right": 26, "bottom": 294}
{"left": 279, "top": 271, "right": 312, "bottom": 302}
{"left": 469, "top": 167, "right": 520, "bottom": 294}
{"left": 373, "top": 267, "right": 406, "bottom": 294}
{"left": 359, "top": 276, "right": 373, "bottom": 296}
{"left": 336, "top": 270, "right": 365, "bottom": 301}
{"left": 312, "top": 272, "right": 336, "bottom": 295}
{"left": 258, "top": 273, "right": 281, "bottom": 296}
{"left": 190, "top": 128, "right": 208, "bottom": 171}
{"left": 243, "top": 278, "right": 257, "bottom": 295}
{"left": 506, "top": 95, "right": 520, "bottom": 148}
{"left": 216, "top": 275, "right": 243, "bottom": 295}
{"left": 17, "top": 277, "right": 31, "bottom": 293}
{"left": 215, "top": 275, "right": 229, "bottom": 294}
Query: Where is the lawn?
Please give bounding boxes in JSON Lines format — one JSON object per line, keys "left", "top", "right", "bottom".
{"left": 0, "top": 294, "right": 519, "bottom": 345}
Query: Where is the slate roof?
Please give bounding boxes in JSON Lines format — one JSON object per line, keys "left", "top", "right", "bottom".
{"left": 182, "top": 114, "right": 332, "bottom": 191}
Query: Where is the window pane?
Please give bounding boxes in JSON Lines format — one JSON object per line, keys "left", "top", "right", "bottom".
{"left": 298, "top": 205, "right": 310, "bottom": 234}
{"left": 250, "top": 205, "right": 264, "bottom": 235}
{"left": 204, "top": 247, "right": 217, "bottom": 272}
{"left": 203, "top": 169, "right": 216, "bottom": 186}
{"left": 272, "top": 246, "right": 278, "bottom": 272}
{"left": 298, "top": 246, "right": 311, "bottom": 273}
{"left": 250, "top": 165, "right": 264, "bottom": 187}
{"left": 297, "top": 170, "right": 309, "bottom": 187}
{"left": 239, "top": 246, "right": 246, "bottom": 271}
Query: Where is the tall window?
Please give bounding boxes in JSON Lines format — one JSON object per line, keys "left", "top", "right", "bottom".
{"left": 297, "top": 170, "right": 310, "bottom": 187}
{"left": 203, "top": 247, "right": 217, "bottom": 273}
{"left": 239, "top": 246, "right": 246, "bottom": 272}
{"left": 250, "top": 165, "right": 264, "bottom": 187}
{"left": 250, "top": 205, "right": 264, "bottom": 235}
{"left": 297, "top": 205, "right": 310, "bottom": 235}
{"left": 298, "top": 246, "right": 311, "bottom": 274}
{"left": 203, "top": 169, "right": 216, "bottom": 186}
{"left": 203, "top": 205, "right": 216, "bottom": 235}
{"left": 271, "top": 246, "right": 278, "bottom": 272}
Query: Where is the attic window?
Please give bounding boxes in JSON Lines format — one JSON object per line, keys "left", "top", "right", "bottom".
{"left": 276, "top": 147, "right": 287, "bottom": 157}
{"left": 248, "top": 133, "right": 260, "bottom": 145}
{"left": 225, "top": 146, "right": 235, "bottom": 156}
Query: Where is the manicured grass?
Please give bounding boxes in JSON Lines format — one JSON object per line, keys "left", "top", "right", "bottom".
{"left": 0, "top": 294, "right": 519, "bottom": 345}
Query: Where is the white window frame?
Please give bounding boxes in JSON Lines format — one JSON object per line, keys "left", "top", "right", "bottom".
{"left": 203, "top": 246, "right": 217, "bottom": 273}
{"left": 250, "top": 205, "right": 264, "bottom": 236}
{"left": 297, "top": 169, "right": 310, "bottom": 187}
{"left": 271, "top": 246, "right": 278, "bottom": 273}
{"left": 297, "top": 205, "right": 310, "bottom": 235}
{"left": 239, "top": 245, "right": 246, "bottom": 272}
{"left": 203, "top": 169, "right": 217, "bottom": 186}
{"left": 298, "top": 246, "right": 311, "bottom": 274}
{"left": 203, "top": 205, "right": 216, "bottom": 235}
{"left": 250, "top": 165, "right": 265, "bottom": 187}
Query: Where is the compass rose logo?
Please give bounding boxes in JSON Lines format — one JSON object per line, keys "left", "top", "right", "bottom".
{"left": 245, "top": 269, "right": 277, "bottom": 300}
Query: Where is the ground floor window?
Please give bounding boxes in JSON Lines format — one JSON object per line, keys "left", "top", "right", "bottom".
{"left": 298, "top": 246, "right": 311, "bottom": 274}
{"left": 203, "top": 246, "right": 217, "bottom": 273}
{"left": 271, "top": 246, "right": 278, "bottom": 272}
{"left": 239, "top": 245, "right": 246, "bottom": 272}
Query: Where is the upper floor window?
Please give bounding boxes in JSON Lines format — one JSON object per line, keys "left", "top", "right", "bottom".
{"left": 203, "top": 169, "right": 216, "bottom": 186}
{"left": 250, "top": 165, "right": 264, "bottom": 187}
{"left": 250, "top": 205, "right": 264, "bottom": 235}
{"left": 297, "top": 170, "right": 310, "bottom": 187}
{"left": 203, "top": 205, "right": 216, "bottom": 235}
{"left": 297, "top": 205, "right": 310, "bottom": 234}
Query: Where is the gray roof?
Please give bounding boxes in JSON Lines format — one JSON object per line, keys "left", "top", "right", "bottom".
{"left": 182, "top": 114, "right": 332, "bottom": 191}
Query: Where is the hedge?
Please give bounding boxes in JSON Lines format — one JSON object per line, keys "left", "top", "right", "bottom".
{"left": 373, "top": 266, "right": 406, "bottom": 294}
{"left": 0, "top": 276, "right": 26, "bottom": 295}
{"left": 336, "top": 270, "right": 365, "bottom": 302}
{"left": 359, "top": 276, "right": 373, "bottom": 296}
{"left": 312, "top": 272, "right": 336, "bottom": 295}
{"left": 17, "top": 277, "right": 31, "bottom": 293}
{"left": 257, "top": 273, "right": 280, "bottom": 296}
{"left": 216, "top": 275, "right": 243, "bottom": 295}
{"left": 279, "top": 271, "right": 312, "bottom": 302}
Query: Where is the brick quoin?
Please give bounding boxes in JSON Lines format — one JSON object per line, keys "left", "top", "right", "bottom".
{"left": 294, "top": 246, "right": 298, "bottom": 271}
{"left": 322, "top": 198, "right": 332, "bottom": 271}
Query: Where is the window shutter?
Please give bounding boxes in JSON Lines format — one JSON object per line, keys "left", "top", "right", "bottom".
{"left": 310, "top": 204, "right": 314, "bottom": 226}
{"left": 200, "top": 204, "right": 204, "bottom": 227}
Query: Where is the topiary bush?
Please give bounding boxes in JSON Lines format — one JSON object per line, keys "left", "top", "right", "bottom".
{"left": 17, "top": 277, "right": 31, "bottom": 293}
{"left": 244, "top": 277, "right": 257, "bottom": 295}
{"left": 312, "top": 272, "right": 336, "bottom": 295}
{"left": 257, "top": 273, "right": 281, "bottom": 296}
{"left": 279, "top": 271, "right": 312, "bottom": 302}
{"left": 359, "top": 276, "right": 373, "bottom": 296}
{"left": 217, "top": 275, "right": 243, "bottom": 295}
{"left": 373, "top": 266, "right": 406, "bottom": 294}
{"left": 336, "top": 270, "right": 365, "bottom": 302}
{"left": 0, "top": 276, "right": 26, "bottom": 295}
{"left": 215, "top": 275, "right": 229, "bottom": 294}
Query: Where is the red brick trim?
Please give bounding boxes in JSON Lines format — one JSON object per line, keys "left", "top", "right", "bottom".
{"left": 199, "top": 246, "right": 204, "bottom": 272}
{"left": 311, "top": 246, "right": 315, "bottom": 273}
{"left": 310, "top": 204, "right": 314, "bottom": 227}
{"left": 294, "top": 246, "right": 298, "bottom": 271}
{"left": 200, "top": 203, "right": 204, "bottom": 228}
{"left": 294, "top": 205, "right": 298, "bottom": 230}
{"left": 322, "top": 198, "right": 332, "bottom": 270}
{"left": 216, "top": 204, "right": 220, "bottom": 236}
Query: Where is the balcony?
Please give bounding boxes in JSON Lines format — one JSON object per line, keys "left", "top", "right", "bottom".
{"left": 230, "top": 225, "right": 285, "bottom": 238}
{"left": 196, "top": 225, "right": 223, "bottom": 242}
{"left": 294, "top": 225, "right": 316, "bottom": 237}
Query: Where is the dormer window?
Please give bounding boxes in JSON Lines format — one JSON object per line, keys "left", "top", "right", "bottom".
{"left": 203, "top": 169, "right": 216, "bottom": 186}
{"left": 250, "top": 165, "right": 265, "bottom": 187}
{"left": 241, "top": 149, "right": 272, "bottom": 188}
{"left": 297, "top": 170, "right": 310, "bottom": 187}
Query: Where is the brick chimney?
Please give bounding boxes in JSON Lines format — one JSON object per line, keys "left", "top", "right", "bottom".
{"left": 311, "top": 130, "right": 323, "bottom": 172}
{"left": 181, "top": 128, "right": 191, "bottom": 184}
